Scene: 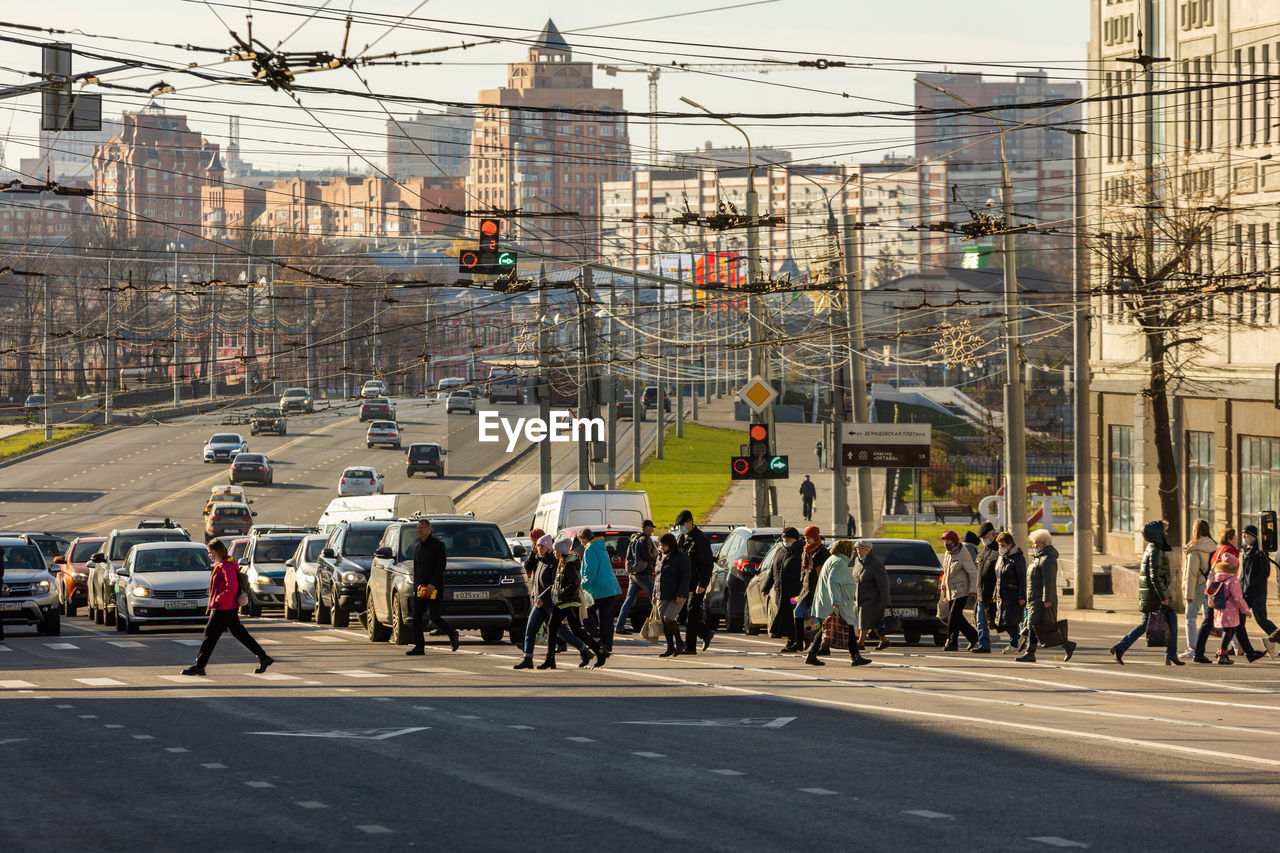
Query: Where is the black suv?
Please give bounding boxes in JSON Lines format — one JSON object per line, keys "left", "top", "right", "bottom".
{"left": 641, "top": 386, "right": 671, "bottom": 413}
{"left": 314, "top": 520, "right": 393, "bottom": 628}
{"left": 405, "top": 443, "right": 445, "bottom": 478}
{"left": 705, "top": 526, "right": 781, "bottom": 632}
{"left": 365, "top": 517, "right": 530, "bottom": 645}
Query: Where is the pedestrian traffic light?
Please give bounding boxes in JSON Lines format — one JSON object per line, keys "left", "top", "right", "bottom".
{"left": 731, "top": 457, "right": 752, "bottom": 480}
{"left": 458, "top": 217, "right": 518, "bottom": 275}
{"left": 1263, "top": 510, "right": 1278, "bottom": 553}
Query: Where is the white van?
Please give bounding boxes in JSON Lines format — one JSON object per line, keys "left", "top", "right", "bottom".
{"left": 318, "top": 493, "right": 458, "bottom": 534}
{"left": 435, "top": 377, "right": 467, "bottom": 399}
{"left": 532, "top": 490, "right": 652, "bottom": 536}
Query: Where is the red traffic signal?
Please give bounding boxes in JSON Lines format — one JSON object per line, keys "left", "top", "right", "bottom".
{"left": 749, "top": 424, "right": 768, "bottom": 442}
{"left": 460, "top": 250, "right": 479, "bottom": 270}
{"left": 731, "top": 457, "right": 751, "bottom": 479}
{"left": 479, "top": 218, "right": 499, "bottom": 237}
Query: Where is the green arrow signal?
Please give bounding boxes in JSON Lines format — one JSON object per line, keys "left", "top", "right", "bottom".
{"left": 769, "top": 456, "right": 787, "bottom": 471}
{"left": 497, "top": 251, "right": 516, "bottom": 266}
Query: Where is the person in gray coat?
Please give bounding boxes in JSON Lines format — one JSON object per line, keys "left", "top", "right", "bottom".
{"left": 1019, "top": 528, "right": 1076, "bottom": 663}
{"left": 852, "top": 540, "right": 890, "bottom": 651}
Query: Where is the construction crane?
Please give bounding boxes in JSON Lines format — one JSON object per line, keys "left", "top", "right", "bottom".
{"left": 597, "top": 62, "right": 783, "bottom": 166}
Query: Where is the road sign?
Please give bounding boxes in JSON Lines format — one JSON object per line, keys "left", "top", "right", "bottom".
{"left": 736, "top": 375, "right": 776, "bottom": 412}
{"left": 839, "top": 423, "right": 931, "bottom": 468}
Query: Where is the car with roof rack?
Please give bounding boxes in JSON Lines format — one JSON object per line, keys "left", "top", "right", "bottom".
{"left": 0, "top": 536, "right": 61, "bottom": 635}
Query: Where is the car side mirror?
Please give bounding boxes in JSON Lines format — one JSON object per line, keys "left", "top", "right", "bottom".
{"left": 374, "top": 546, "right": 394, "bottom": 559}
{"left": 322, "top": 548, "right": 336, "bottom": 559}
{"left": 91, "top": 552, "right": 105, "bottom": 563}
{"left": 117, "top": 567, "right": 129, "bottom": 576}
{"left": 285, "top": 558, "right": 295, "bottom": 568}
{"left": 251, "top": 512, "right": 258, "bottom": 517}
{"left": 512, "top": 545, "right": 527, "bottom": 558}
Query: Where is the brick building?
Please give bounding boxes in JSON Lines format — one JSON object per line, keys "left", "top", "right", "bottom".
{"left": 248, "top": 175, "right": 464, "bottom": 239}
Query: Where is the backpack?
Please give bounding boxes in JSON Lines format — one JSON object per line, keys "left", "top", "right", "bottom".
{"left": 1205, "top": 579, "right": 1229, "bottom": 610}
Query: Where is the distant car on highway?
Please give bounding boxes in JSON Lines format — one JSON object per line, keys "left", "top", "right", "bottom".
{"left": 23, "top": 393, "right": 44, "bottom": 411}
{"left": 86, "top": 528, "right": 191, "bottom": 626}
{"left": 338, "top": 466, "right": 384, "bottom": 497}
{"left": 229, "top": 452, "right": 274, "bottom": 486}
{"left": 54, "top": 535, "right": 104, "bottom": 617}
{"left": 204, "top": 502, "right": 256, "bottom": 543}
{"left": 203, "top": 432, "right": 248, "bottom": 463}
{"left": 113, "top": 542, "right": 212, "bottom": 634}
{"left": 615, "top": 391, "right": 645, "bottom": 421}
{"left": 0, "top": 537, "right": 61, "bottom": 636}
{"left": 366, "top": 420, "right": 402, "bottom": 449}
{"left": 642, "top": 385, "right": 671, "bottom": 414}
{"left": 314, "top": 520, "right": 394, "bottom": 629}
{"left": 361, "top": 379, "right": 387, "bottom": 399}
{"left": 283, "top": 534, "right": 327, "bottom": 621}
{"left": 435, "top": 377, "right": 466, "bottom": 399}
{"left": 250, "top": 406, "right": 287, "bottom": 435}
{"left": 280, "top": 387, "right": 314, "bottom": 414}
{"left": 359, "top": 397, "right": 395, "bottom": 422}
{"left": 445, "top": 390, "right": 476, "bottom": 415}
{"left": 405, "top": 442, "right": 444, "bottom": 478}
{"left": 242, "top": 533, "right": 308, "bottom": 617}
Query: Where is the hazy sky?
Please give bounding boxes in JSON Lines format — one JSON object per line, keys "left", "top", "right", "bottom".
{"left": 0, "top": 0, "right": 1089, "bottom": 172}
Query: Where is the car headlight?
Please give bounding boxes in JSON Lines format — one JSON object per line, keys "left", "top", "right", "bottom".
{"left": 70, "top": 571, "right": 88, "bottom": 580}
{"left": 254, "top": 574, "right": 274, "bottom": 585}
{"left": 342, "top": 571, "right": 363, "bottom": 583}
{"left": 37, "top": 579, "right": 51, "bottom": 591}
{"left": 133, "top": 586, "right": 152, "bottom": 597}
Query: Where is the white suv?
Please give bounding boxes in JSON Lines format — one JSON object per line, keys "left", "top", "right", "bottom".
{"left": 0, "top": 537, "right": 61, "bottom": 635}
{"left": 445, "top": 390, "right": 476, "bottom": 414}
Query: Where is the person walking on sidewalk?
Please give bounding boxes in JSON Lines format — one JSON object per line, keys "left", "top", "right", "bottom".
{"left": 845, "top": 507, "right": 856, "bottom": 539}
{"left": 654, "top": 533, "right": 691, "bottom": 657}
{"left": 973, "top": 522, "right": 998, "bottom": 653}
{"left": 514, "top": 535, "right": 590, "bottom": 670}
{"left": 793, "top": 526, "right": 831, "bottom": 652}
{"left": 676, "top": 509, "right": 716, "bottom": 654}
{"left": 852, "top": 539, "right": 889, "bottom": 653}
{"left": 182, "top": 539, "right": 273, "bottom": 676}
{"left": 993, "top": 531, "right": 1027, "bottom": 653}
{"left": 1017, "top": 528, "right": 1076, "bottom": 662}
{"left": 799, "top": 475, "right": 817, "bottom": 522}
{"left": 815, "top": 441, "right": 825, "bottom": 472}
{"left": 540, "top": 540, "right": 604, "bottom": 670}
{"left": 806, "top": 540, "right": 870, "bottom": 666}
{"left": 762, "top": 527, "right": 804, "bottom": 651}
{"left": 1180, "top": 519, "right": 1215, "bottom": 660}
{"left": 939, "top": 530, "right": 979, "bottom": 651}
{"left": 1109, "top": 520, "right": 1180, "bottom": 666}
{"left": 580, "top": 528, "right": 622, "bottom": 661}
{"left": 1206, "top": 559, "right": 1264, "bottom": 664}
{"left": 615, "top": 520, "right": 657, "bottom": 636}
{"left": 1240, "top": 524, "right": 1280, "bottom": 654}
{"left": 406, "top": 518, "right": 459, "bottom": 656}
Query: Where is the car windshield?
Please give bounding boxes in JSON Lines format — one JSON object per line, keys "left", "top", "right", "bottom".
{"left": 213, "top": 507, "right": 252, "bottom": 520}
{"left": 343, "top": 528, "right": 389, "bottom": 557}
{"left": 70, "top": 541, "right": 102, "bottom": 562}
{"left": 284, "top": 389, "right": 307, "bottom": 397}
{"left": 210, "top": 434, "right": 240, "bottom": 444}
{"left": 371, "top": 421, "right": 396, "bottom": 430}
{"left": 0, "top": 545, "right": 45, "bottom": 570}
{"left": 254, "top": 536, "right": 305, "bottom": 564}
{"left": 230, "top": 541, "right": 248, "bottom": 561}
{"left": 236, "top": 454, "right": 266, "bottom": 464}
{"left": 31, "top": 537, "right": 70, "bottom": 558}
{"left": 409, "top": 446, "right": 439, "bottom": 460}
{"left": 131, "top": 548, "right": 211, "bottom": 573}
{"left": 110, "top": 532, "right": 188, "bottom": 560}
{"left": 874, "top": 542, "right": 944, "bottom": 568}
{"left": 303, "top": 538, "right": 326, "bottom": 561}
{"left": 431, "top": 523, "right": 509, "bottom": 559}
{"left": 745, "top": 535, "right": 780, "bottom": 559}
{"left": 342, "top": 469, "right": 375, "bottom": 479}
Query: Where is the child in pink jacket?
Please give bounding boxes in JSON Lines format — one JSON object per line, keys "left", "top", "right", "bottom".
{"left": 1208, "top": 560, "right": 1253, "bottom": 665}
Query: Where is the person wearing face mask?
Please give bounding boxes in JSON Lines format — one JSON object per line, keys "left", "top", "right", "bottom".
{"left": 972, "top": 522, "right": 998, "bottom": 654}
{"left": 514, "top": 535, "right": 591, "bottom": 670}
{"left": 761, "top": 527, "right": 804, "bottom": 651}
{"left": 675, "top": 509, "right": 715, "bottom": 654}
{"left": 793, "top": 526, "right": 831, "bottom": 653}
{"left": 992, "top": 531, "right": 1027, "bottom": 653}
{"left": 852, "top": 539, "right": 889, "bottom": 653}
{"left": 1109, "top": 519, "right": 1180, "bottom": 665}
{"left": 653, "top": 533, "right": 691, "bottom": 657}
{"left": 1018, "top": 528, "right": 1076, "bottom": 662}
{"left": 1239, "top": 524, "right": 1280, "bottom": 654}
{"left": 939, "top": 530, "right": 979, "bottom": 651}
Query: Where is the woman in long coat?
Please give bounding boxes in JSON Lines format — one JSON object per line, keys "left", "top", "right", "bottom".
{"left": 992, "top": 531, "right": 1027, "bottom": 653}
{"left": 761, "top": 528, "right": 803, "bottom": 651}
{"left": 806, "top": 540, "right": 870, "bottom": 666}
{"left": 1019, "top": 528, "right": 1076, "bottom": 663}
{"left": 852, "top": 540, "right": 889, "bottom": 651}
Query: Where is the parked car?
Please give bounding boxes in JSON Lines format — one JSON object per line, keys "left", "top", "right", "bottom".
{"left": 86, "top": 528, "right": 191, "bottom": 626}
{"left": 361, "top": 379, "right": 387, "bottom": 399}
{"left": 283, "top": 534, "right": 328, "bottom": 621}
{"left": 405, "top": 442, "right": 445, "bottom": 478}
{"left": 250, "top": 406, "right": 287, "bottom": 435}
{"left": 705, "top": 526, "right": 782, "bottom": 632}
{"left": 365, "top": 517, "right": 531, "bottom": 646}
{"left": 314, "top": 520, "right": 394, "bottom": 628}
{"left": 700, "top": 524, "right": 738, "bottom": 557}
{"left": 203, "top": 433, "right": 248, "bottom": 463}
{"left": 54, "top": 535, "right": 104, "bottom": 617}
{"left": 337, "top": 466, "right": 384, "bottom": 497}
{"left": 0, "top": 537, "right": 60, "bottom": 635}
{"left": 641, "top": 386, "right": 671, "bottom": 413}
{"left": 280, "top": 387, "right": 313, "bottom": 414}
{"left": 445, "top": 390, "right": 476, "bottom": 415}
{"left": 241, "top": 533, "right": 308, "bottom": 617}
{"left": 204, "top": 502, "right": 256, "bottom": 543}
{"left": 366, "top": 420, "right": 402, "bottom": 449}
{"left": 227, "top": 536, "right": 250, "bottom": 565}
{"left": 113, "top": 542, "right": 213, "bottom": 634}
{"left": 359, "top": 397, "right": 395, "bottom": 422}
{"left": 229, "top": 453, "right": 273, "bottom": 486}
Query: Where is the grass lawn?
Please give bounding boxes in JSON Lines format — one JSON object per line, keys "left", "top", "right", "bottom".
{"left": 0, "top": 425, "right": 94, "bottom": 461}
{"left": 620, "top": 423, "right": 741, "bottom": 525}
{"left": 876, "top": 521, "right": 968, "bottom": 542}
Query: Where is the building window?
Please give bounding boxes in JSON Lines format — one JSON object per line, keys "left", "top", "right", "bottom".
{"left": 1239, "top": 435, "right": 1280, "bottom": 534}
{"left": 1109, "top": 425, "right": 1135, "bottom": 533}
{"left": 1186, "top": 430, "right": 1215, "bottom": 531}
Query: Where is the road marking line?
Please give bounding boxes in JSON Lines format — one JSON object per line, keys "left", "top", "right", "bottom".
{"left": 77, "top": 714, "right": 98, "bottom": 719}
{"left": 75, "top": 678, "right": 127, "bottom": 687}
{"left": 132, "top": 735, "right": 154, "bottom": 740}
{"left": 244, "top": 781, "right": 274, "bottom": 788}
{"left": 1029, "top": 838, "right": 1088, "bottom": 848}
{"left": 250, "top": 671, "right": 299, "bottom": 681}
{"left": 0, "top": 681, "right": 37, "bottom": 689}
{"left": 416, "top": 667, "right": 469, "bottom": 674}
{"left": 799, "top": 788, "right": 840, "bottom": 796}
{"left": 903, "top": 810, "right": 953, "bottom": 819}
{"left": 201, "top": 763, "right": 226, "bottom": 769}
{"left": 108, "top": 641, "right": 144, "bottom": 648}
{"left": 356, "top": 825, "right": 393, "bottom": 835}
{"left": 305, "top": 634, "right": 346, "bottom": 642}
{"left": 329, "top": 670, "right": 387, "bottom": 678}
{"left": 565, "top": 736, "right": 595, "bottom": 743}
{"left": 172, "top": 639, "right": 203, "bottom": 646}
{"left": 708, "top": 769, "right": 744, "bottom": 776}
{"left": 104, "top": 724, "right": 124, "bottom": 729}
{"left": 632, "top": 751, "right": 665, "bottom": 758}
{"left": 508, "top": 724, "right": 535, "bottom": 730}
{"left": 295, "top": 801, "right": 328, "bottom": 809}
{"left": 44, "top": 643, "right": 78, "bottom": 650}
{"left": 55, "top": 704, "right": 73, "bottom": 708}
{"left": 165, "top": 747, "right": 190, "bottom": 753}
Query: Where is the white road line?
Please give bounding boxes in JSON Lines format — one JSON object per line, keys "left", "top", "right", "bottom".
{"left": 104, "top": 724, "right": 124, "bottom": 729}
{"left": 508, "top": 724, "right": 534, "bottom": 730}
{"left": 244, "top": 781, "right": 275, "bottom": 789}
{"left": 77, "top": 714, "right": 98, "bottom": 719}
{"left": 305, "top": 634, "right": 346, "bottom": 643}
{"left": 44, "top": 643, "right": 78, "bottom": 650}
{"left": 903, "top": 810, "right": 953, "bottom": 819}
{"left": 329, "top": 670, "right": 387, "bottom": 678}
{"left": 0, "top": 681, "right": 37, "bottom": 689}
{"left": 295, "top": 801, "right": 328, "bottom": 809}
{"left": 157, "top": 675, "right": 216, "bottom": 683}
{"left": 54, "top": 704, "right": 72, "bottom": 709}
{"left": 565, "top": 736, "right": 595, "bottom": 743}
{"left": 132, "top": 735, "right": 154, "bottom": 740}
{"left": 799, "top": 788, "right": 840, "bottom": 796}
{"left": 633, "top": 751, "right": 665, "bottom": 758}
{"left": 355, "top": 825, "right": 393, "bottom": 835}
{"left": 1029, "top": 837, "right": 1089, "bottom": 848}
{"left": 172, "top": 639, "right": 203, "bottom": 646}
{"left": 75, "top": 678, "right": 127, "bottom": 687}
{"left": 456, "top": 715, "right": 482, "bottom": 720}
{"left": 165, "top": 747, "right": 190, "bottom": 753}
{"left": 108, "top": 641, "right": 144, "bottom": 648}
{"left": 201, "top": 763, "right": 226, "bottom": 769}
{"left": 708, "top": 769, "right": 745, "bottom": 776}
{"left": 416, "top": 667, "right": 469, "bottom": 674}
{"left": 250, "top": 672, "right": 299, "bottom": 681}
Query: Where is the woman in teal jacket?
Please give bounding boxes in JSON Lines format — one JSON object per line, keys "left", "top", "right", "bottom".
{"left": 579, "top": 529, "right": 622, "bottom": 661}
{"left": 805, "top": 540, "right": 871, "bottom": 667}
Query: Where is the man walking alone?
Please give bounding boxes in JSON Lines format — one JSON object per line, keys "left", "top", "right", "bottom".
{"left": 799, "top": 475, "right": 817, "bottom": 522}
{"left": 676, "top": 509, "right": 715, "bottom": 654}
{"left": 406, "top": 518, "right": 459, "bottom": 655}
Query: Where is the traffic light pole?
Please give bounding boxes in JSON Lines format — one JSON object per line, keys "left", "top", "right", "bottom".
{"left": 843, "top": 212, "right": 874, "bottom": 539}
{"left": 746, "top": 169, "right": 769, "bottom": 526}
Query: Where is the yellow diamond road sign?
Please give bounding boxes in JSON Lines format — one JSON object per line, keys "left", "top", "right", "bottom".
{"left": 738, "top": 375, "right": 777, "bottom": 413}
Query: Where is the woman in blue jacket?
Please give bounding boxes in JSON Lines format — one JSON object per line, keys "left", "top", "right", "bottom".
{"left": 806, "top": 540, "right": 870, "bottom": 667}
{"left": 579, "top": 529, "right": 622, "bottom": 663}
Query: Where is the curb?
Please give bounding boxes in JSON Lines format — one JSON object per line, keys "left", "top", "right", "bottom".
{"left": 0, "top": 426, "right": 125, "bottom": 470}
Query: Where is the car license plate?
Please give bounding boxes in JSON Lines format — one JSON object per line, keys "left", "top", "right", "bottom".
{"left": 888, "top": 607, "right": 918, "bottom": 618}
{"left": 164, "top": 600, "right": 203, "bottom": 609}
{"left": 452, "top": 590, "right": 489, "bottom": 600}
{"left": 0, "top": 601, "right": 21, "bottom": 611}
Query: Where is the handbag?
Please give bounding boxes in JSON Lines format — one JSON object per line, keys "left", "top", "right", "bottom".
{"left": 820, "top": 613, "right": 850, "bottom": 650}
{"left": 640, "top": 613, "right": 664, "bottom": 644}
{"left": 1145, "top": 610, "right": 1172, "bottom": 647}
{"left": 1033, "top": 616, "right": 1068, "bottom": 648}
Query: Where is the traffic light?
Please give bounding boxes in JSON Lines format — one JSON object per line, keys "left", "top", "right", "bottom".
{"left": 458, "top": 217, "right": 517, "bottom": 275}
{"left": 1263, "top": 510, "right": 1277, "bottom": 553}
{"left": 748, "top": 423, "right": 769, "bottom": 457}
{"left": 730, "top": 423, "right": 789, "bottom": 479}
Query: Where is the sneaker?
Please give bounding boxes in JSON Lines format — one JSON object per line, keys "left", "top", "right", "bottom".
{"left": 1001, "top": 645, "right": 1018, "bottom": 655}
{"left": 1178, "top": 649, "right": 1194, "bottom": 660}
{"left": 254, "top": 656, "right": 275, "bottom": 674}
{"left": 180, "top": 666, "right": 206, "bottom": 676}
{"left": 1109, "top": 645, "right": 1124, "bottom": 666}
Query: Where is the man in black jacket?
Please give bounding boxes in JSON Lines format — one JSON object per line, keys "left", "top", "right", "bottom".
{"left": 1240, "top": 524, "right": 1280, "bottom": 649}
{"left": 973, "top": 522, "right": 998, "bottom": 653}
{"left": 761, "top": 528, "right": 803, "bottom": 651}
{"left": 799, "top": 476, "right": 817, "bottom": 522}
{"left": 675, "top": 509, "right": 715, "bottom": 654}
{"left": 407, "top": 518, "right": 459, "bottom": 654}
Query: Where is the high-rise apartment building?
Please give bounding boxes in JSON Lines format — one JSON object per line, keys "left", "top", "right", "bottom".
{"left": 466, "top": 20, "right": 630, "bottom": 254}
{"left": 387, "top": 108, "right": 474, "bottom": 180}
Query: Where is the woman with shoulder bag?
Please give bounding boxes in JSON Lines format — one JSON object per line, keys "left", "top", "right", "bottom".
{"left": 539, "top": 540, "right": 604, "bottom": 670}
{"left": 514, "top": 535, "right": 589, "bottom": 670}
{"left": 181, "top": 538, "right": 273, "bottom": 676}
{"left": 653, "top": 533, "right": 691, "bottom": 657}
{"left": 1181, "top": 519, "right": 1215, "bottom": 660}
{"left": 806, "top": 540, "right": 870, "bottom": 667}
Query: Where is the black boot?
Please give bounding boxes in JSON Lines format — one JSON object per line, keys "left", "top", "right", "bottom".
{"left": 804, "top": 642, "right": 825, "bottom": 666}
{"left": 537, "top": 652, "right": 556, "bottom": 669}
{"left": 851, "top": 646, "right": 871, "bottom": 666}
{"left": 513, "top": 657, "right": 534, "bottom": 669}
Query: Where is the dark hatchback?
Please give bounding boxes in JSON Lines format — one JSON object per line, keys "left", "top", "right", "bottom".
{"left": 229, "top": 453, "right": 273, "bottom": 486}
{"left": 366, "top": 519, "right": 531, "bottom": 645}
{"left": 405, "top": 443, "right": 445, "bottom": 478}
{"left": 359, "top": 398, "right": 395, "bottom": 422}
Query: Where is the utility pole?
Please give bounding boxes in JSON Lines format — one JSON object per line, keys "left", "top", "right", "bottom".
{"left": 675, "top": 257, "right": 684, "bottom": 439}
{"left": 653, "top": 239, "right": 664, "bottom": 460}
{"left": 747, "top": 166, "right": 769, "bottom": 525}
{"left": 828, "top": 211, "right": 848, "bottom": 535}
{"left": 172, "top": 248, "right": 181, "bottom": 406}
{"left": 304, "top": 285, "right": 313, "bottom": 392}
{"left": 606, "top": 269, "right": 618, "bottom": 489}
{"left": 342, "top": 287, "right": 350, "bottom": 398}
{"left": 371, "top": 291, "right": 381, "bottom": 383}
{"left": 208, "top": 265, "right": 218, "bottom": 404}
{"left": 1070, "top": 128, "right": 1093, "bottom": 608}
{"left": 423, "top": 285, "right": 431, "bottom": 395}
{"left": 538, "top": 263, "right": 552, "bottom": 493}
{"left": 104, "top": 259, "right": 113, "bottom": 426}
{"left": 631, "top": 255, "right": 642, "bottom": 483}
{"left": 269, "top": 264, "right": 278, "bottom": 397}
{"left": 998, "top": 134, "right": 1028, "bottom": 547}
{"left": 43, "top": 273, "right": 52, "bottom": 440}
{"left": 843, "top": 212, "right": 874, "bottom": 539}
{"left": 576, "top": 275, "right": 592, "bottom": 489}
{"left": 245, "top": 277, "right": 255, "bottom": 393}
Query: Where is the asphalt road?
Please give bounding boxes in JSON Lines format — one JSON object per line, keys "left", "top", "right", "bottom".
{"left": 0, "top": 397, "right": 658, "bottom": 537}
{"left": 3, "top": 612, "right": 1278, "bottom": 852}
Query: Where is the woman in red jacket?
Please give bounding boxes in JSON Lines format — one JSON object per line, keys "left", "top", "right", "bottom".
{"left": 181, "top": 539, "right": 274, "bottom": 676}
